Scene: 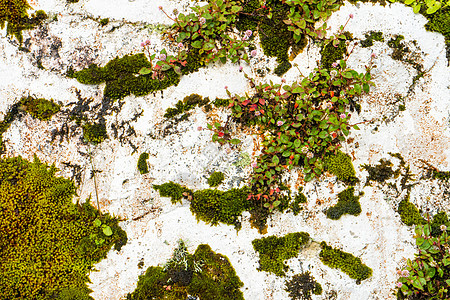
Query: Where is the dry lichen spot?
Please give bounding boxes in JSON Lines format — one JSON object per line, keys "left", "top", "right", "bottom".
{"left": 401, "top": 108, "right": 450, "bottom": 172}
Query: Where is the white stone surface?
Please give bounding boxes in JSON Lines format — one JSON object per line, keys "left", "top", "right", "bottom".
{"left": 0, "top": 0, "right": 449, "bottom": 299}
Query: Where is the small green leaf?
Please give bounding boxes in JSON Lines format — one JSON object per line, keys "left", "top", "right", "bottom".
{"left": 139, "top": 67, "right": 152, "bottom": 75}
{"left": 191, "top": 40, "right": 203, "bottom": 48}
{"left": 102, "top": 225, "right": 113, "bottom": 236}
{"left": 405, "top": 0, "right": 415, "bottom": 4}
{"left": 93, "top": 219, "right": 101, "bottom": 227}
{"left": 230, "top": 138, "right": 241, "bottom": 145}
{"left": 413, "top": 3, "right": 421, "bottom": 13}
{"left": 272, "top": 155, "right": 280, "bottom": 165}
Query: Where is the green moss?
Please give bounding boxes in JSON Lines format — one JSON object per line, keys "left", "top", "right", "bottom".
{"left": 285, "top": 271, "right": 322, "bottom": 300}
{"left": 425, "top": 7, "right": 450, "bottom": 62}
{"left": 127, "top": 243, "right": 244, "bottom": 300}
{"left": 82, "top": 122, "right": 107, "bottom": 144}
{"left": 182, "top": 48, "right": 207, "bottom": 75}
{"left": 19, "top": 95, "right": 60, "bottom": 121}
{"left": 325, "top": 151, "right": 358, "bottom": 185}
{"left": 360, "top": 31, "right": 384, "bottom": 48}
{"left": 0, "top": 156, "right": 127, "bottom": 299}
{"left": 274, "top": 59, "right": 292, "bottom": 76}
{"left": 326, "top": 187, "right": 362, "bottom": 220}
{"left": 320, "top": 33, "right": 351, "bottom": 69}
{"left": 430, "top": 211, "right": 449, "bottom": 236}
{"left": 189, "top": 244, "right": 244, "bottom": 299}
{"left": 290, "top": 190, "right": 307, "bottom": 216}
{"left": 164, "top": 94, "right": 207, "bottom": 119}
{"left": 397, "top": 194, "right": 426, "bottom": 226}
{"left": 0, "top": 0, "right": 47, "bottom": 43}
{"left": 319, "top": 241, "right": 372, "bottom": 283}
{"left": 207, "top": 171, "right": 225, "bottom": 187}
{"left": 252, "top": 232, "right": 310, "bottom": 276}
{"left": 191, "top": 187, "right": 249, "bottom": 230}
{"left": 398, "top": 104, "right": 406, "bottom": 111}
{"left": 74, "top": 54, "right": 181, "bottom": 100}
{"left": 236, "top": 0, "right": 260, "bottom": 32}
{"left": 153, "top": 181, "right": 192, "bottom": 204}
{"left": 99, "top": 18, "right": 109, "bottom": 26}
{"left": 213, "top": 97, "right": 230, "bottom": 108}
{"left": 362, "top": 158, "right": 395, "bottom": 184}
{"left": 137, "top": 152, "right": 149, "bottom": 175}
{"left": 0, "top": 101, "right": 23, "bottom": 153}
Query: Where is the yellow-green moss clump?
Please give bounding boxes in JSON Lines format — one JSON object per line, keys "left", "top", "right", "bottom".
{"left": 153, "top": 181, "right": 193, "bottom": 204}
{"left": 82, "top": 122, "right": 107, "bottom": 144}
{"left": 126, "top": 243, "right": 244, "bottom": 300}
{"left": 19, "top": 95, "right": 60, "bottom": 121}
{"left": 137, "top": 152, "right": 149, "bottom": 174}
{"left": 0, "top": 0, "right": 47, "bottom": 43}
{"left": 191, "top": 187, "right": 249, "bottom": 230}
{"left": 325, "top": 150, "right": 358, "bottom": 185}
{"left": 320, "top": 32, "right": 352, "bottom": 69}
{"left": 319, "top": 242, "right": 372, "bottom": 284}
{"left": 74, "top": 54, "right": 180, "bottom": 100}
{"left": 326, "top": 187, "right": 362, "bottom": 220}
{"left": 425, "top": 7, "right": 450, "bottom": 62}
{"left": 207, "top": 171, "right": 224, "bottom": 187}
{"left": 0, "top": 156, "right": 127, "bottom": 300}
{"left": 397, "top": 193, "right": 426, "bottom": 226}
{"left": 252, "top": 232, "right": 310, "bottom": 276}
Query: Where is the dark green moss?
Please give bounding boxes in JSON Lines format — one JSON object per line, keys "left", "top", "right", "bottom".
{"left": 0, "top": 156, "right": 127, "bottom": 299}
{"left": 207, "top": 171, "right": 224, "bottom": 187}
{"left": 182, "top": 48, "right": 207, "bottom": 75}
{"left": 0, "top": 0, "right": 47, "bottom": 44}
{"left": 387, "top": 35, "right": 408, "bottom": 61}
{"left": 430, "top": 211, "right": 449, "bottom": 237}
{"left": 127, "top": 244, "right": 244, "bottom": 300}
{"left": 319, "top": 241, "right": 372, "bottom": 283}
{"left": 19, "top": 96, "right": 60, "bottom": 121}
{"left": 398, "top": 104, "right": 406, "bottom": 111}
{"left": 397, "top": 193, "right": 426, "bottom": 226}
{"left": 252, "top": 232, "right": 310, "bottom": 276}
{"left": 362, "top": 158, "right": 395, "bottom": 185}
{"left": 0, "top": 101, "right": 23, "bottom": 153}
{"left": 213, "top": 97, "right": 230, "bottom": 108}
{"left": 360, "top": 31, "right": 384, "bottom": 48}
{"left": 74, "top": 54, "right": 180, "bottom": 100}
{"left": 236, "top": 0, "right": 260, "bottom": 33}
{"left": 320, "top": 33, "right": 352, "bottom": 69}
{"left": 326, "top": 187, "right": 362, "bottom": 220}
{"left": 285, "top": 271, "right": 322, "bottom": 300}
{"left": 325, "top": 151, "right": 358, "bottom": 185}
{"left": 153, "top": 181, "right": 192, "bottom": 204}
{"left": 164, "top": 94, "right": 207, "bottom": 119}
{"left": 82, "top": 122, "right": 107, "bottom": 144}
{"left": 137, "top": 152, "right": 149, "bottom": 175}
{"left": 189, "top": 244, "right": 244, "bottom": 300}
{"left": 274, "top": 59, "right": 292, "bottom": 76}
{"left": 290, "top": 190, "right": 307, "bottom": 216}
{"left": 425, "top": 7, "right": 450, "bottom": 62}
{"left": 191, "top": 187, "right": 249, "bottom": 230}
{"left": 99, "top": 18, "right": 109, "bottom": 26}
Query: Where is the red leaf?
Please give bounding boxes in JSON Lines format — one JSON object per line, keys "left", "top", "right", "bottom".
{"left": 260, "top": 109, "right": 265, "bottom": 114}
{"left": 330, "top": 91, "right": 334, "bottom": 97}
{"left": 242, "top": 100, "right": 250, "bottom": 106}
{"left": 180, "top": 61, "right": 187, "bottom": 66}
{"left": 259, "top": 98, "right": 265, "bottom": 105}
{"left": 294, "top": 102, "right": 299, "bottom": 108}
{"left": 218, "top": 132, "right": 224, "bottom": 137}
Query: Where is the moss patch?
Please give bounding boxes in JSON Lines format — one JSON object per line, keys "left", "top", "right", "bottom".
{"left": 252, "top": 232, "right": 310, "bottom": 276}
{"left": 207, "top": 171, "right": 225, "bottom": 187}
{"left": 290, "top": 189, "right": 307, "bottom": 216}
{"left": 319, "top": 241, "right": 372, "bottom": 283}
{"left": 74, "top": 53, "right": 181, "bottom": 100}
{"left": 191, "top": 187, "right": 249, "bottom": 230}
{"left": 0, "top": 0, "right": 47, "bottom": 43}
{"left": 0, "top": 156, "right": 127, "bottom": 299}
{"left": 325, "top": 150, "right": 358, "bottom": 185}
{"left": 126, "top": 243, "right": 244, "bottom": 300}
{"left": 362, "top": 158, "right": 395, "bottom": 185}
{"left": 397, "top": 192, "right": 426, "bottom": 226}
{"left": 137, "top": 152, "right": 149, "bottom": 174}
{"left": 19, "top": 95, "right": 60, "bottom": 121}
{"left": 82, "top": 122, "right": 107, "bottom": 145}
{"left": 285, "top": 271, "right": 322, "bottom": 300}
{"left": 320, "top": 32, "right": 351, "bottom": 69}
{"left": 164, "top": 93, "right": 208, "bottom": 119}
{"left": 360, "top": 31, "right": 384, "bottom": 48}
{"left": 153, "top": 181, "right": 192, "bottom": 204}
{"left": 326, "top": 187, "right": 362, "bottom": 220}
